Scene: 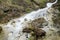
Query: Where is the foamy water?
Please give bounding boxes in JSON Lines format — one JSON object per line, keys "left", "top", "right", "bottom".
{"left": 0, "top": 0, "right": 58, "bottom": 40}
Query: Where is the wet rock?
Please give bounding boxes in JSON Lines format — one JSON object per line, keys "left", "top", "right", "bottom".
{"left": 31, "top": 18, "right": 48, "bottom": 28}
{"left": 52, "top": 0, "right": 60, "bottom": 11}
{"left": 23, "top": 27, "right": 46, "bottom": 40}
{"left": 33, "top": 27, "right": 46, "bottom": 37}
{"left": 57, "top": 30, "right": 60, "bottom": 36}
{"left": 23, "top": 27, "right": 33, "bottom": 33}
{"left": 0, "top": 27, "right": 2, "bottom": 33}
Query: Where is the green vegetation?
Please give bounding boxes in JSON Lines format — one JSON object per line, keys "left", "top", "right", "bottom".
{"left": 0, "top": 0, "right": 59, "bottom": 24}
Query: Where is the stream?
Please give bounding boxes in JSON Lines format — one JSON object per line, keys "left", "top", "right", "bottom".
{"left": 0, "top": 0, "right": 59, "bottom": 40}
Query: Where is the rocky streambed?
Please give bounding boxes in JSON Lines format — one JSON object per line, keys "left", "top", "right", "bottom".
{"left": 0, "top": 0, "right": 60, "bottom": 40}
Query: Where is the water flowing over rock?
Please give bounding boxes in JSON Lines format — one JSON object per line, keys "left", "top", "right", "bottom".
{"left": 0, "top": 0, "right": 60, "bottom": 40}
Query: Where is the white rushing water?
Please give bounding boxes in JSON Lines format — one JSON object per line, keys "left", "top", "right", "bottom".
{"left": 0, "top": 0, "right": 58, "bottom": 40}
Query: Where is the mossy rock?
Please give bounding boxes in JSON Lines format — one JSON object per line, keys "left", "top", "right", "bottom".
{"left": 0, "top": 0, "right": 60, "bottom": 24}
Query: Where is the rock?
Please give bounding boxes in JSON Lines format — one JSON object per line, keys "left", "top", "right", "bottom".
{"left": 22, "top": 26, "right": 46, "bottom": 40}
{"left": 0, "top": 0, "right": 59, "bottom": 23}
{"left": 0, "top": 27, "right": 2, "bottom": 33}
{"left": 23, "top": 27, "right": 33, "bottom": 33}
{"left": 33, "top": 27, "right": 46, "bottom": 37}
{"left": 31, "top": 18, "right": 48, "bottom": 28}
{"left": 57, "top": 30, "right": 60, "bottom": 36}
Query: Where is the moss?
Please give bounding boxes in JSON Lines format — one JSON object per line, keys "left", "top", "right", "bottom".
{"left": 24, "top": 0, "right": 32, "bottom": 5}
{"left": 0, "top": 0, "right": 59, "bottom": 24}
{"left": 39, "top": 0, "right": 47, "bottom": 3}
{"left": 25, "top": 8, "right": 33, "bottom": 13}
{"left": 6, "top": 0, "right": 12, "bottom": 5}
{"left": 28, "top": 36, "right": 35, "bottom": 40}
{"left": 58, "top": 7, "right": 60, "bottom": 11}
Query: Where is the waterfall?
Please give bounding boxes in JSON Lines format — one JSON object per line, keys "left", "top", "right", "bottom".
{"left": 0, "top": 0, "right": 58, "bottom": 40}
